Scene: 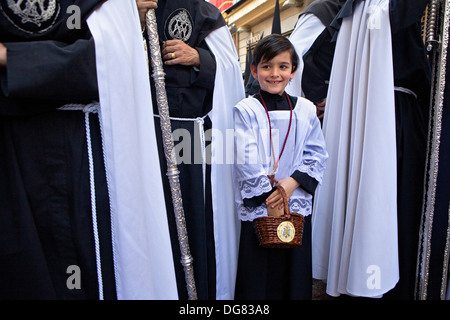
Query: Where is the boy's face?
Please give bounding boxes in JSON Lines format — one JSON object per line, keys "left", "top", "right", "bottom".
{"left": 251, "top": 50, "right": 296, "bottom": 96}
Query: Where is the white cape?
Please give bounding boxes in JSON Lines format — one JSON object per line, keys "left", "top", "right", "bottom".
{"left": 206, "top": 26, "right": 245, "bottom": 299}
{"left": 312, "top": 0, "right": 399, "bottom": 297}
{"left": 286, "top": 13, "right": 326, "bottom": 97}
{"left": 87, "top": 0, "right": 178, "bottom": 299}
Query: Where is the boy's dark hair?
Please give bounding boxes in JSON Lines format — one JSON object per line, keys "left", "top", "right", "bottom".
{"left": 251, "top": 34, "right": 299, "bottom": 72}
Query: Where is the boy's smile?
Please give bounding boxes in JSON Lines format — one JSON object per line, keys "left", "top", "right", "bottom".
{"left": 251, "top": 51, "right": 296, "bottom": 96}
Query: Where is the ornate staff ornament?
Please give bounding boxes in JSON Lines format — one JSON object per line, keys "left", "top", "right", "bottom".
{"left": 426, "top": 0, "right": 440, "bottom": 51}
{"left": 145, "top": 9, "right": 198, "bottom": 300}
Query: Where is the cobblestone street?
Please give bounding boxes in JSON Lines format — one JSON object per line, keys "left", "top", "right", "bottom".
{"left": 312, "top": 279, "right": 335, "bottom": 300}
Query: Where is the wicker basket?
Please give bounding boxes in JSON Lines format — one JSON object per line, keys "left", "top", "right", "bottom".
{"left": 253, "top": 185, "right": 304, "bottom": 248}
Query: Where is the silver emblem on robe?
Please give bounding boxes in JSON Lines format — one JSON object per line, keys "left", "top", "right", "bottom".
{"left": 7, "top": 0, "right": 58, "bottom": 27}
{"left": 166, "top": 9, "right": 193, "bottom": 42}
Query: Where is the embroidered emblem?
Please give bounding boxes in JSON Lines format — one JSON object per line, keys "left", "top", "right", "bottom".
{"left": 165, "top": 8, "right": 193, "bottom": 42}
{"left": 277, "top": 221, "right": 295, "bottom": 243}
{"left": 1, "top": 0, "right": 60, "bottom": 34}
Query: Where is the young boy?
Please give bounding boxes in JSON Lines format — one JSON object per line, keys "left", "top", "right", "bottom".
{"left": 233, "top": 34, "right": 328, "bottom": 299}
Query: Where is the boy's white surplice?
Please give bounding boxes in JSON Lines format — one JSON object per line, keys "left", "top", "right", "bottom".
{"left": 233, "top": 96, "right": 328, "bottom": 221}
{"left": 312, "top": 0, "right": 399, "bottom": 298}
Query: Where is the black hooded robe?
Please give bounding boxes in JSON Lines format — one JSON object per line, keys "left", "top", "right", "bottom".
{"left": 0, "top": 0, "right": 116, "bottom": 300}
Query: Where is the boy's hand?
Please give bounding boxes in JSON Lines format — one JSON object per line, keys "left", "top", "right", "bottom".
{"left": 265, "top": 177, "right": 300, "bottom": 210}
{"left": 267, "top": 201, "right": 284, "bottom": 217}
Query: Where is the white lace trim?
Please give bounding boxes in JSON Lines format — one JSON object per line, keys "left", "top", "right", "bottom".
{"left": 238, "top": 175, "right": 272, "bottom": 200}
{"left": 296, "top": 159, "right": 326, "bottom": 183}
{"left": 237, "top": 196, "right": 312, "bottom": 221}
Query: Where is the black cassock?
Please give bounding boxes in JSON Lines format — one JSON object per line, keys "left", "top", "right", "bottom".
{"left": 148, "top": 0, "right": 225, "bottom": 300}
{"left": 0, "top": 0, "right": 116, "bottom": 299}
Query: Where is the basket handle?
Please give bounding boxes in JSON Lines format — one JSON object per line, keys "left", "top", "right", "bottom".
{"left": 275, "top": 184, "right": 290, "bottom": 218}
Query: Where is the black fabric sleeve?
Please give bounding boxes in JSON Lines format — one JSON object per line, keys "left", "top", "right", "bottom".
{"left": 191, "top": 46, "right": 216, "bottom": 90}
{"left": 291, "top": 170, "right": 319, "bottom": 195}
{"left": 2, "top": 37, "right": 98, "bottom": 102}
{"left": 243, "top": 188, "right": 277, "bottom": 208}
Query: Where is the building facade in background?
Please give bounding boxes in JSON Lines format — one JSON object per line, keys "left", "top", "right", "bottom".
{"left": 209, "top": 0, "right": 235, "bottom": 12}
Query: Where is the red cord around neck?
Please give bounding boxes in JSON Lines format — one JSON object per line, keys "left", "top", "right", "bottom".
{"left": 259, "top": 90, "right": 293, "bottom": 182}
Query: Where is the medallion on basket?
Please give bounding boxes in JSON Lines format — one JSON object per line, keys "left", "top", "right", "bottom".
{"left": 277, "top": 221, "right": 296, "bottom": 243}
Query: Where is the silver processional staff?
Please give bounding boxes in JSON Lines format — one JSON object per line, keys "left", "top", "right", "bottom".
{"left": 145, "top": 9, "right": 198, "bottom": 300}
